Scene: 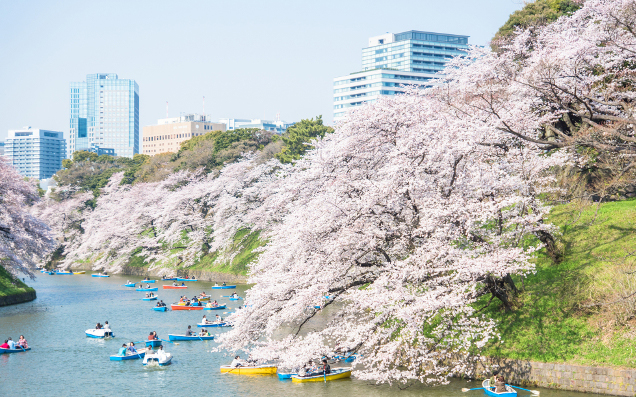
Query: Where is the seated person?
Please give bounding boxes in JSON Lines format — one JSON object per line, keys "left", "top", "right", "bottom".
{"left": 0, "top": 340, "right": 9, "bottom": 349}
{"left": 494, "top": 376, "right": 507, "bottom": 393}
{"left": 231, "top": 292, "right": 238, "bottom": 298}
{"left": 212, "top": 300, "right": 218, "bottom": 307}
{"left": 222, "top": 282, "right": 227, "bottom": 286}
{"left": 181, "top": 282, "right": 186, "bottom": 286}
{"left": 118, "top": 344, "right": 128, "bottom": 356}
{"left": 205, "top": 301, "right": 213, "bottom": 308}
{"left": 7, "top": 338, "right": 15, "bottom": 349}
{"left": 185, "top": 325, "right": 194, "bottom": 336}
{"left": 17, "top": 335, "right": 28, "bottom": 349}
{"left": 104, "top": 321, "right": 110, "bottom": 330}
{"left": 127, "top": 342, "right": 138, "bottom": 354}
{"left": 231, "top": 355, "right": 245, "bottom": 367}
{"left": 156, "top": 302, "right": 161, "bottom": 307}
{"left": 148, "top": 332, "right": 156, "bottom": 340}
{"left": 215, "top": 314, "right": 223, "bottom": 323}
{"left": 173, "top": 282, "right": 178, "bottom": 286}
{"left": 95, "top": 323, "right": 102, "bottom": 330}
{"left": 199, "top": 329, "right": 207, "bottom": 336}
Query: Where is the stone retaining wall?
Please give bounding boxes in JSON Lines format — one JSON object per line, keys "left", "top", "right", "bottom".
{"left": 471, "top": 358, "right": 635, "bottom": 396}
{"left": 120, "top": 266, "right": 248, "bottom": 284}
{"left": 0, "top": 290, "right": 36, "bottom": 307}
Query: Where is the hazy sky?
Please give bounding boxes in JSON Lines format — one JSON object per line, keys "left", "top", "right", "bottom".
{"left": 0, "top": 0, "right": 523, "bottom": 141}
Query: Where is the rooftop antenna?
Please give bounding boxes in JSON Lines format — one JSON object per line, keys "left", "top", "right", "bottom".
{"left": 166, "top": 101, "right": 169, "bottom": 118}
{"left": 203, "top": 96, "right": 205, "bottom": 121}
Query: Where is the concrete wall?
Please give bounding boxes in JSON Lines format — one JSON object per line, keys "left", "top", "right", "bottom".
{"left": 120, "top": 266, "right": 248, "bottom": 284}
{"left": 472, "top": 358, "right": 635, "bottom": 396}
{"left": 0, "top": 290, "right": 36, "bottom": 307}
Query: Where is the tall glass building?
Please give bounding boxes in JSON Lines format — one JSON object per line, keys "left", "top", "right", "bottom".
{"left": 333, "top": 30, "right": 469, "bottom": 121}
{"left": 69, "top": 73, "right": 139, "bottom": 158}
{"left": 5, "top": 127, "right": 66, "bottom": 180}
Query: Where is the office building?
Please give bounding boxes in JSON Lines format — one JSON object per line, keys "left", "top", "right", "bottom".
{"left": 142, "top": 114, "right": 226, "bottom": 156}
{"left": 0, "top": 141, "right": 4, "bottom": 157}
{"left": 333, "top": 30, "right": 469, "bottom": 121}
{"left": 4, "top": 127, "right": 66, "bottom": 180}
{"left": 219, "top": 118, "right": 294, "bottom": 134}
{"left": 69, "top": 73, "right": 139, "bottom": 158}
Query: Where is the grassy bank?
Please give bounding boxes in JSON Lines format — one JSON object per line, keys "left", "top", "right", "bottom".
{"left": 482, "top": 199, "right": 636, "bottom": 368}
{"left": 0, "top": 265, "right": 35, "bottom": 298}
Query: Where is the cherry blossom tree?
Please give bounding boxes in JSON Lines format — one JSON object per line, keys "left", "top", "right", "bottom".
{"left": 0, "top": 160, "right": 54, "bottom": 276}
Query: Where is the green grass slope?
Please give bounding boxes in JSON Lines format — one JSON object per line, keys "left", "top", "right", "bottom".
{"left": 0, "top": 265, "right": 35, "bottom": 298}
{"left": 482, "top": 199, "right": 636, "bottom": 368}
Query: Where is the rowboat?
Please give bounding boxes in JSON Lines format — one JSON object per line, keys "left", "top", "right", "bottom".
{"left": 123, "top": 283, "right": 136, "bottom": 287}
{"left": 143, "top": 351, "right": 172, "bottom": 366}
{"left": 142, "top": 296, "right": 158, "bottom": 301}
{"left": 109, "top": 350, "right": 147, "bottom": 361}
{"left": 46, "top": 271, "right": 55, "bottom": 275}
{"left": 222, "top": 295, "right": 242, "bottom": 300}
{"left": 153, "top": 306, "right": 168, "bottom": 312}
{"left": 145, "top": 340, "right": 162, "bottom": 348}
{"left": 163, "top": 285, "right": 187, "bottom": 289}
{"left": 291, "top": 368, "right": 352, "bottom": 383}
{"left": 55, "top": 271, "right": 73, "bottom": 275}
{"left": 220, "top": 365, "right": 277, "bottom": 375}
{"left": 136, "top": 287, "right": 158, "bottom": 291}
{"left": 141, "top": 279, "right": 155, "bottom": 283}
{"left": 92, "top": 274, "right": 109, "bottom": 278}
{"left": 168, "top": 334, "right": 214, "bottom": 341}
{"left": 73, "top": 271, "right": 86, "bottom": 274}
{"left": 211, "top": 285, "right": 236, "bottom": 289}
{"left": 277, "top": 372, "right": 296, "bottom": 380}
{"left": 203, "top": 304, "right": 226, "bottom": 310}
{"left": 482, "top": 379, "right": 517, "bottom": 397}
{"left": 176, "top": 278, "right": 198, "bottom": 282}
{"left": 0, "top": 347, "right": 31, "bottom": 354}
{"left": 197, "top": 322, "right": 231, "bottom": 327}
{"left": 170, "top": 304, "right": 203, "bottom": 311}
{"left": 161, "top": 277, "right": 177, "bottom": 281}
{"left": 198, "top": 296, "right": 210, "bottom": 301}
{"left": 86, "top": 329, "right": 114, "bottom": 338}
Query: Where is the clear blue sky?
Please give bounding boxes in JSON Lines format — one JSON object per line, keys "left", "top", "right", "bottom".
{"left": 0, "top": 0, "right": 523, "bottom": 141}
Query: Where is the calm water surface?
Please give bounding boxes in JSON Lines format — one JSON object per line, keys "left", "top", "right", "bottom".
{"left": 0, "top": 274, "right": 598, "bottom": 397}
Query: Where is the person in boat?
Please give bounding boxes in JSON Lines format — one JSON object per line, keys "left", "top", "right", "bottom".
{"left": 212, "top": 300, "right": 218, "bottom": 307}
{"left": 156, "top": 301, "right": 161, "bottom": 307}
{"left": 160, "top": 300, "right": 166, "bottom": 307}
{"left": 201, "top": 315, "right": 211, "bottom": 324}
{"left": 181, "top": 282, "right": 186, "bottom": 286}
{"left": 17, "top": 335, "right": 28, "bottom": 349}
{"left": 494, "top": 375, "right": 507, "bottom": 393}
{"left": 192, "top": 296, "right": 198, "bottom": 303}
{"left": 198, "top": 329, "right": 207, "bottom": 336}
{"left": 222, "top": 282, "right": 226, "bottom": 286}
{"left": 0, "top": 340, "right": 9, "bottom": 349}
{"left": 127, "top": 342, "right": 138, "bottom": 354}
{"left": 231, "top": 292, "right": 238, "bottom": 298}
{"left": 146, "top": 284, "right": 150, "bottom": 289}
{"left": 200, "top": 292, "right": 207, "bottom": 297}
{"left": 185, "top": 325, "right": 194, "bottom": 337}
{"left": 153, "top": 331, "right": 159, "bottom": 340}
{"left": 145, "top": 292, "right": 150, "bottom": 298}
{"left": 148, "top": 332, "right": 156, "bottom": 341}
{"left": 95, "top": 323, "right": 102, "bottom": 330}
{"left": 173, "top": 282, "right": 178, "bottom": 286}
{"left": 103, "top": 271, "right": 108, "bottom": 275}
{"left": 104, "top": 321, "right": 110, "bottom": 330}
{"left": 118, "top": 344, "right": 128, "bottom": 356}
{"left": 489, "top": 370, "right": 499, "bottom": 387}
{"left": 127, "top": 280, "right": 131, "bottom": 284}
{"left": 7, "top": 337, "right": 15, "bottom": 350}
{"left": 215, "top": 314, "right": 223, "bottom": 323}
{"left": 156, "top": 345, "right": 167, "bottom": 359}
{"left": 230, "top": 355, "right": 245, "bottom": 368}
{"left": 205, "top": 301, "right": 213, "bottom": 308}
{"left": 320, "top": 358, "right": 331, "bottom": 375}
{"left": 185, "top": 299, "right": 191, "bottom": 306}
{"left": 214, "top": 283, "right": 219, "bottom": 287}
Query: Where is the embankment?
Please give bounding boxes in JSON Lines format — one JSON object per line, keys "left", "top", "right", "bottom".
{"left": 0, "top": 266, "right": 37, "bottom": 307}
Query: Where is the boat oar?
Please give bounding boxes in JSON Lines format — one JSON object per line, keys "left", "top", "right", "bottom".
{"left": 461, "top": 387, "right": 484, "bottom": 392}
{"left": 160, "top": 338, "right": 179, "bottom": 346}
{"left": 507, "top": 385, "right": 540, "bottom": 395}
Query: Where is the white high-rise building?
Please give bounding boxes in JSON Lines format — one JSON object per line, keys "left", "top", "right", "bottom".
{"left": 333, "top": 30, "right": 469, "bottom": 121}
{"left": 5, "top": 127, "right": 66, "bottom": 180}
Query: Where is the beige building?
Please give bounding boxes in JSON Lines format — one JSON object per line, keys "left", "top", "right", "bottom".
{"left": 142, "top": 114, "right": 226, "bottom": 156}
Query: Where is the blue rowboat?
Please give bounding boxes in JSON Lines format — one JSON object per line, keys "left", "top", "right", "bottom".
{"left": 482, "top": 380, "right": 517, "bottom": 397}
{"left": 141, "top": 279, "right": 155, "bottom": 283}
{"left": 176, "top": 278, "right": 198, "bottom": 282}
{"left": 203, "top": 304, "right": 226, "bottom": 310}
{"left": 161, "top": 277, "right": 177, "bottom": 281}
{"left": 92, "top": 274, "right": 109, "bottom": 278}
{"left": 0, "top": 347, "right": 31, "bottom": 354}
{"left": 153, "top": 306, "right": 168, "bottom": 312}
{"left": 197, "top": 322, "right": 231, "bottom": 328}
{"left": 136, "top": 288, "right": 158, "bottom": 291}
{"left": 109, "top": 352, "right": 146, "bottom": 361}
{"left": 145, "top": 340, "right": 162, "bottom": 348}
{"left": 211, "top": 285, "right": 236, "bottom": 289}
{"left": 142, "top": 296, "right": 158, "bottom": 301}
{"left": 222, "top": 295, "right": 242, "bottom": 300}
{"left": 47, "top": 271, "right": 55, "bottom": 275}
{"left": 168, "top": 334, "right": 214, "bottom": 341}
{"left": 123, "top": 283, "right": 136, "bottom": 287}
{"left": 277, "top": 372, "right": 296, "bottom": 380}
{"left": 55, "top": 271, "right": 73, "bottom": 275}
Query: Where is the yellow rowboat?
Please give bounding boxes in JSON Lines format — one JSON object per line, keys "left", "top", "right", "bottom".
{"left": 291, "top": 369, "right": 352, "bottom": 383}
{"left": 198, "top": 296, "right": 210, "bottom": 301}
{"left": 220, "top": 365, "right": 277, "bottom": 375}
{"left": 73, "top": 271, "right": 86, "bottom": 274}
